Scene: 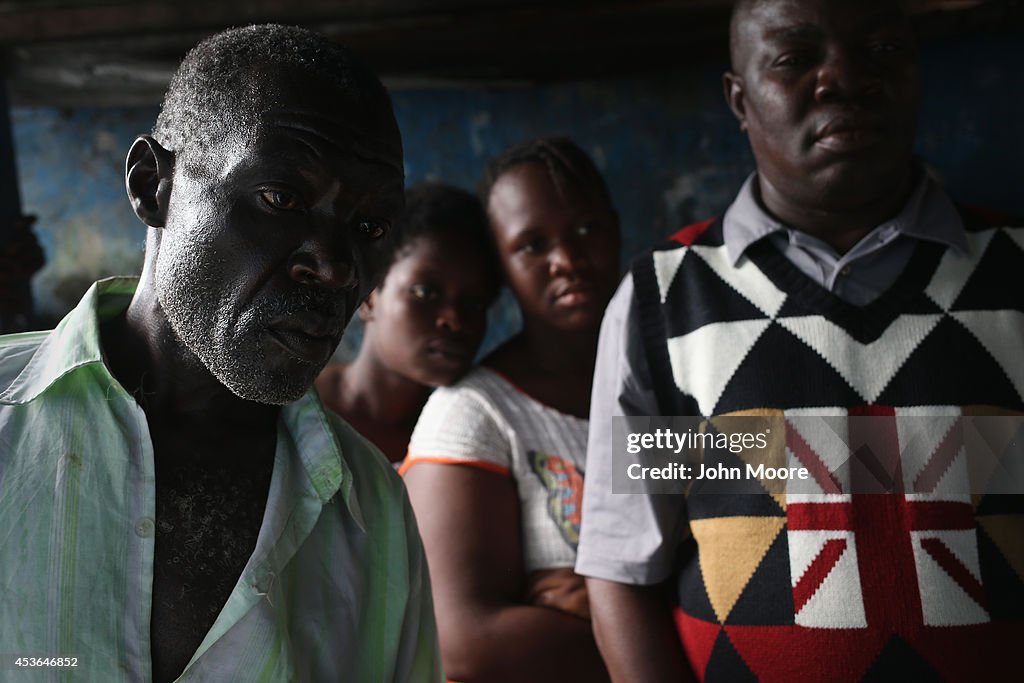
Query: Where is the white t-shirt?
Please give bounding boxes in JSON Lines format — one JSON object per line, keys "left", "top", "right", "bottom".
{"left": 404, "top": 366, "right": 588, "bottom": 572}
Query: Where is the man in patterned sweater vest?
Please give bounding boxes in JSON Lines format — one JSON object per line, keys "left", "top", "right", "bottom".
{"left": 576, "top": 0, "right": 1023, "bottom": 680}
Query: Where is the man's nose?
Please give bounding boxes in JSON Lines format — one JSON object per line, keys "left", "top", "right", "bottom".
{"left": 287, "top": 230, "right": 359, "bottom": 291}
{"left": 814, "top": 46, "right": 882, "bottom": 102}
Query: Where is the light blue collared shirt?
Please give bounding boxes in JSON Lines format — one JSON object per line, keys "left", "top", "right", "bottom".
{"left": 0, "top": 277, "right": 442, "bottom": 682}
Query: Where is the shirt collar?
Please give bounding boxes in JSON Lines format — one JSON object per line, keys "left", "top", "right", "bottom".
{"left": 0, "top": 276, "right": 135, "bottom": 405}
{"left": 281, "top": 392, "right": 366, "bottom": 531}
{"left": 0, "top": 275, "right": 363, "bottom": 527}
{"left": 722, "top": 170, "right": 969, "bottom": 266}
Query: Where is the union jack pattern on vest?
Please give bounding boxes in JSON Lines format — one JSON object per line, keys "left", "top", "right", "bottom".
{"left": 631, "top": 213, "right": 1024, "bottom": 681}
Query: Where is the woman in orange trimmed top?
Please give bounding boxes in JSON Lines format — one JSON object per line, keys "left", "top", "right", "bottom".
{"left": 403, "top": 138, "right": 620, "bottom": 682}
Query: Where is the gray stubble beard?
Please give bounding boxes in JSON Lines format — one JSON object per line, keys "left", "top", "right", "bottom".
{"left": 154, "top": 236, "right": 323, "bottom": 406}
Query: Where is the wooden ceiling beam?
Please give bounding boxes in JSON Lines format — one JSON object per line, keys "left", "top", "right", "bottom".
{"left": 0, "top": 0, "right": 730, "bottom": 45}
{"left": 0, "top": 0, "right": 1017, "bottom": 106}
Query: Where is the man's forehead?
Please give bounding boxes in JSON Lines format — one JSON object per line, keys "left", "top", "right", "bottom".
{"left": 731, "top": 0, "right": 910, "bottom": 68}
{"left": 258, "top": 110, "right": 403, "bottom": 173}
{"left": 180, "top": 117, "right": 404, "bottom": 220}
{"left": 241, "top": 62, "right": 401, "bottom": 157}
{"left": 741, "top": 0, "right": 908, "bottom": 36}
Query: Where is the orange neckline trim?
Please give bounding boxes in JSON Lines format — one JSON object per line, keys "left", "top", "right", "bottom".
{"left": 398, "top": 455, "right": 512, "bottom": 478}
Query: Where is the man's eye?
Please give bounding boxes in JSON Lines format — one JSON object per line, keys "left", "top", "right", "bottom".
{"left": 259, "top": 189, "right": 300, "bottom": 211}
{"left": 409, "top": 284, "right": 438, "bottom": 301}
{"left": 773, "top": 51, "right": 814, "bottom": 68}
{"left": 358, "top": 219, "right": 389, "bottom": 240}
{"left": 576, "top": 224, "right": 593, "bottom": 237}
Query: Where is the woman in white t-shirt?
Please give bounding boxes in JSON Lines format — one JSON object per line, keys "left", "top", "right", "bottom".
{"left": 403, "top": 138, "right": 621, "bottom": 682}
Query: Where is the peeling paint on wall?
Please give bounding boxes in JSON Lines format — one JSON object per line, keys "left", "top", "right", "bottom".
{"left": 12, "top": 106, "right": 154, "bottom": 322}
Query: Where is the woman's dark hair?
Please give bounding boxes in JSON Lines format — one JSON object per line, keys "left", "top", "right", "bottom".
{"left": 385, "top": 182, "right": 500, "bottom": 289}
{"left": 477, "top": 137, "right": 614, "bottom": 213}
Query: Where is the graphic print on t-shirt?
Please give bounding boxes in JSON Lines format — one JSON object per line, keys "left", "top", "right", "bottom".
{"left": 528, "top": 450, "right": 584, "bottom": 549}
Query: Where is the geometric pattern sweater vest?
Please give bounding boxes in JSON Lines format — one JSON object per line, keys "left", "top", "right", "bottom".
{"left": 631, "top": 212, "right": 1024, "bottom": 681}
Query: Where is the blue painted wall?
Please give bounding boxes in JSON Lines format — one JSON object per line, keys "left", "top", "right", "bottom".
{"left": 10, "top": 32, "right": 1022, "bottom": 357}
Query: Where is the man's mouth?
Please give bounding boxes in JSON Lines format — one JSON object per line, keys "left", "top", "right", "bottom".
{"left": 266, "top": 328, "right": 337, "bottom": 364}
{"left": 814, "top": 116, "right": 884, "bottom": 153}
{"left": 266, "top": 313, "right": 342, "bottom": 364}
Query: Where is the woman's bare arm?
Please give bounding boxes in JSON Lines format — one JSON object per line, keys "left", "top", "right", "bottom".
{"left": 404, "top": 463, "right": 609, "bottom": 683}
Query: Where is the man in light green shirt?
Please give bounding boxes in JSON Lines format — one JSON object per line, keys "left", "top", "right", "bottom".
{"left": 0, "top": 25, "right": 440, "bottom": 682}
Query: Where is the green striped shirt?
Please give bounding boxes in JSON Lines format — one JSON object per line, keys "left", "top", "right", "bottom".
{"left": 0, "top": 278, "right": 441, "bottom": 682}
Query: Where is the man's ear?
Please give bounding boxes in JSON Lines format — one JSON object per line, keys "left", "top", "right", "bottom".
{"left": 723, "top": 71, "right": 748, "bottom": 133}
{"left": 358, "top": 290, "right": 378, "bottom": 322}
{"left": 125, "top": 135, "right": 174, "bottom": 228}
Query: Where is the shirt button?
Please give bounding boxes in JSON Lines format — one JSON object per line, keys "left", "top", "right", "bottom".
{"left": 840, "top": 266, "right": 852, "bottom": 277}
{"left": 135, "top": 517, "right": 155, "bottom": 538}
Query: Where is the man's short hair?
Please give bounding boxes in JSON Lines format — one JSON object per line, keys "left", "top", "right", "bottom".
{"left": 728, "top": 0, "right": 913, "bottom": 70}
{"left": 153, "top": 24, "right": 393, "bottom": 163}
{"left": 477, "top": 137, "right": 616, "bottom": 216}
